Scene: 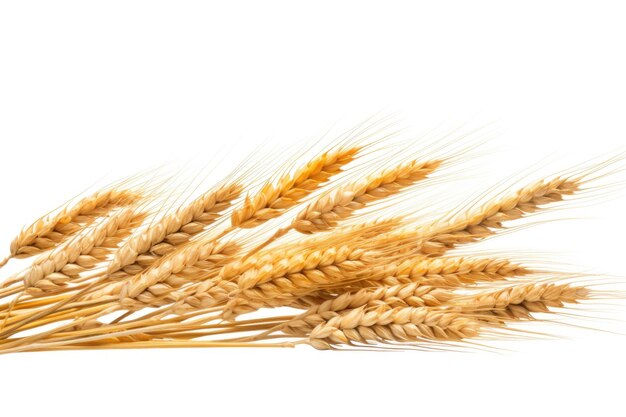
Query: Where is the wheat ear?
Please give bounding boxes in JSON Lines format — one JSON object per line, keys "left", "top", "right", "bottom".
{"left": 0, "top": 181, "right": 242, "bottom": 332}
{"left": 292, "top": 159, "right": 441, "bottom": 234}
{"left": 23, "top": 209, "right": 148, "bottom": 296}
{"left": 351, "top": 256, "right": 531, "bottom": 290}
{"left": 219, "top": 244, "right": 384, "bottom": 318}
{"left": 247, "top": 283, "right": 454, "bottom": 340}
{"left": 107, "top": 182, "right": 241, "bottom": 279}
{"left": 450, "top": 282, "right": 590, "bottom": 322}
{"left": 115, "top": 238, "right": 238, "bottom": 309}
{"left": 0, "top": 207, "right": 145, "bottom": 294}
{"left": 120, "top": 242, "right": 240, "bottom": 310}
{"left": 231, "top": 146, "right": 359, "bottom": 229}
{"left": 3, "top": 188, "right": 141, "bottom": 264}
{"left": 301, "top": 305, "right": 480, "bottom": 349}
{"left": 419, "top": 176, "right": 579, "bottom": 256}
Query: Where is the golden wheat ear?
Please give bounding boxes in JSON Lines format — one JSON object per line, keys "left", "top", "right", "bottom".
{"left": 414, "top": 154, "right": 626, "bottom": 257}
{"left": 228, "top": 115, "right": 406, "bottom": 231}
{"left": 230, "top": 145, "right": 361, "bottom": 229}
{"left": 105, "top": 180, "right": 242, "bottom": 280}
{"left": 449, "top": 282, "right": 591, "bottom": 321}
{"left": 0, "top": 206, "right": 149, "bottom": 295}
{"left": 291, "top": 158, "right": 442, "bottom": 234}
{"left": 301, "top": 305, "right": 480, "bottom": 350}
{"left": 340, "top": 256, "right": 531, "bottom": 291}
{"left": 0, "top": 171, "right": 158, "bottom": 269}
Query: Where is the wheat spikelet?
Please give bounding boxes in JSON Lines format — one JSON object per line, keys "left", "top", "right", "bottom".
{"left": 231, "top": 146, "right": 359, "bottom": 228}
{"left": 292, "top": 159, "right": 441, "bottom": 234}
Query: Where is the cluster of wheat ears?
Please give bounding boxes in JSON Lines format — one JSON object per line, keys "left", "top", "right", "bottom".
{"left": 0, "top": 121, "right": 622, "bottom": 354}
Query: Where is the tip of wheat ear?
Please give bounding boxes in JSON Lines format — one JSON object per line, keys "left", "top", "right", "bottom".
{"left": 230, "top": 146, "right": 360, "bottom": 228}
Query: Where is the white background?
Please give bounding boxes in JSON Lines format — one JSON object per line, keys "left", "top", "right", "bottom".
{"left": 1, "top": 1, "right": 625, "bottom": 416}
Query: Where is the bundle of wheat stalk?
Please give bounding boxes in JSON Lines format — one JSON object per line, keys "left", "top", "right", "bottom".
{"left": 0, "top": 122, "right": 622, "bottom": 354}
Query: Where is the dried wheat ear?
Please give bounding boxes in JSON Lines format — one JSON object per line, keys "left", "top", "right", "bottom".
{"left": 0, "top": 128, "right": 622, "bottom": 355}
